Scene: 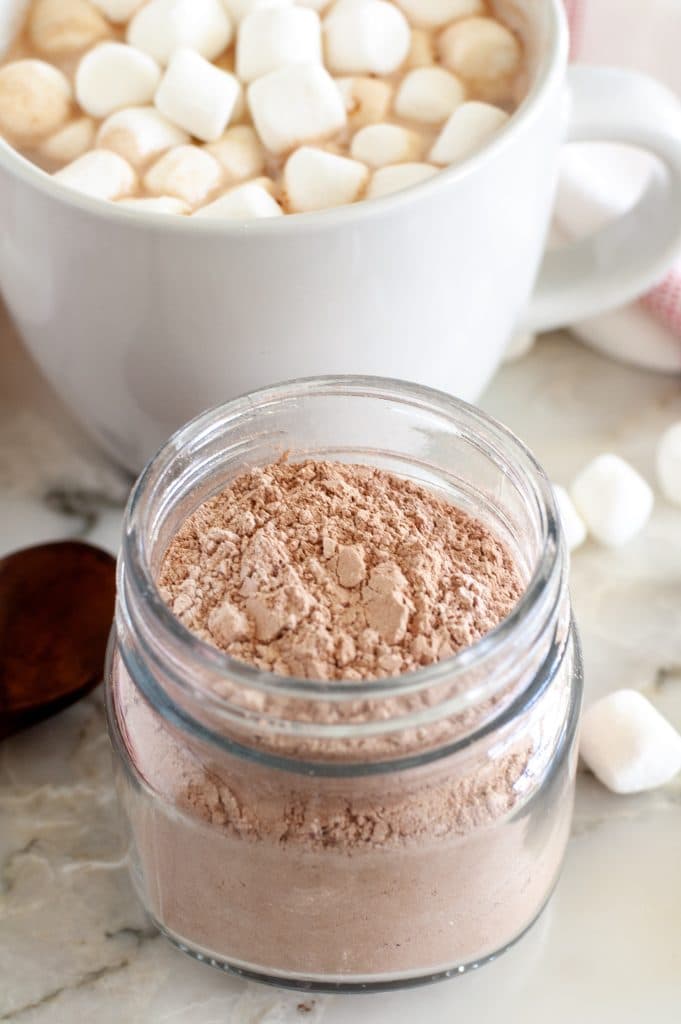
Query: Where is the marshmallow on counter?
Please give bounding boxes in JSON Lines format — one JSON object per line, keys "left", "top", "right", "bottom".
{"left": 350, "top": 123, "right": 424, "bottom": 169}
{"left": 116, "top": 195, "right": 190, "bottom": 213}
{"left": 656, "top": 422, "right": 681, "bottom": 506}
{"left": 128, "top": 0, "right": 233, "bottom": 65}
{"left": 324, "top": 0, "right": 411, "bottom": 76}
{"left": 580, "top": 690, "right": 681, "bottom": 794}
{"left": 75, "top": 42, "right": 161, "bottom": 119}
{"left": 53, "top": 148, "right": 137, "bottom": 199}
{"left": 193, "top": 181, "right": 283, "bottom": 219}
{"left": 248, "top": 63, "right": 346, "bottom": 155}
{"left": 97, "top": 106, "right": 189, "bottom": 168}
{"left": 237, "top": 6, "right": 322, "bottom": 83}
{"left": 90, "top": 0, "right": 144, "bottom": 21}
{"left": 155, "top": 49, "right": 241, "bottom": 142}
{"left": 0, "top": 59, "right": 72, "bottom": 143}
{"left": 552, "top": 484, "right": 587, "bottom": 552}
{"left": 40, "top": 116, "right": 96, "bottom": 165}
{"left": 144, "top": 144, "right": 224, "bottom": 205}
{"left": 395, "top": 0, "right": 484, "bottom": 29}
{"left": 335, "top": 76, "right": 393, "bottom": 130}
{"left": 222, "top": 0, "right": 291, "bottom": 23}
{"left": 571, "top": 454, "right": 653, "bottom": 548}
{"left": 204, "top": 124, "right": 266, "bottom": 184}
{"left": 29, "top": 0, "right": 110, "bottom": 57}
{"left": 394, "top": 66, "right": 465, "bottom": 125}
{"left": 283, "top": 146, "right": 368, "bottom": 212}
{"left": 438, "top": 16, "right": 522, "bottom": 102}
{"left": 429, "top": 101, "right": 508, "bottom": 165}
{"left": 366, "top": 161, "right": 437, "bottom": 199}
{"left": 406, "top": 29, "right": 436, "bottom": 69}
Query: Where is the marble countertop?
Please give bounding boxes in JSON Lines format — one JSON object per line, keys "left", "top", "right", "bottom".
{"left": 1, "top": 302, "right": 680, "bottom": 1023}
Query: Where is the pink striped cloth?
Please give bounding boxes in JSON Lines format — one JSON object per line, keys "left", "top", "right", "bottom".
{"left": 558, "top": 0, "right": 681, "bottom": 371}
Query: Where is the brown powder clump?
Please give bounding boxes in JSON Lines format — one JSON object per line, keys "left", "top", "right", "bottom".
{"left": 158, "top": 460, "right": 524, "bottom": 680}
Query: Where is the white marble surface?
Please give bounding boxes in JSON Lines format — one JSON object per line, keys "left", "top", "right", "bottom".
{"left": 1, "top": 303, "right": 680, "bottom": 1023}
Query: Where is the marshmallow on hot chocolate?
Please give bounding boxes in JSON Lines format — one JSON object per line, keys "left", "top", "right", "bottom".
{"left": 97, "top": 106, "right": 189, "bottom": 168}
{"left": 324, "top": 0, "right": 411, "bottom": 75}
{"left": 116, "top": 195, "right": 190, "bottom": 214}
{"left": 438, "top": 16, "right": 522, "bottom": 102}
{"left": 237, "top": 6, "right": 322, "bottom": 83}
{"left": 144, "top": 144, "right": 223, "bottom": 205}
{"left": 335, "top": 76, "right": 393, "bottom": 129}
{"left": 204, "top": 124, "right": 266, "bottom": 184}
{"left": 351, "top": 123, "right": 424, "bottom": 168}
{"left": 367, "top": 161, "right": 437, "bottom": 199}
{"left": 29, "top": 0, "right": 110, "bottom": 57}
{"left": 128, "top": 0, "right": 233, "bottom": 65}
{"left": 193, "top": 181, "right": 283, "bottom": 218}
{"left": 40, "top": 116, "right": 96, "bottom": 165}
{"left": 0, "top": 59, "right": 71, "bottom": 143}
{"left": 75, "top": 43, "right": 161, "bottom": 119}
{"left": 284, "top": 146, "right": 368, "bottom": 212}
{"left": 53, "top": 148, "right": 137, "bottom": 199}
{"left": 396, "top": 0, "right": 484, "bottom": 29}
{"left": 90, "top": 0, "right": 144, "bottom": 21}
{"left": 155, "top": 49, "right": 241, "bottom": 142}
{"left": 395, "top": 67, "right": 466, "bottom": 124}
{"left": 430, "top": 101, "right": 509, "bottom": 165}
{"left": 222, "top": 0, "right": 291, "bottom": 23}
{"left": 248, "top": 63, "right": 346, "bottom": 155}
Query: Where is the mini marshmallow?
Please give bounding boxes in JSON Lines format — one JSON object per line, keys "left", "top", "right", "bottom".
{"left": 367, "top": 162, "right": 437, "bottom": 199}
{"left": 248, "top": 63, "right": 346, "bottom": 155}
{"left": 429, "top": 101, "right": 508, "bottom": 165}
{"left": 394, "top": 66, "right": 465, "bottom": 125}
{"left": 222, "top": 0, "right": 291, "bottom": 23}
{"left": 116, "top": 195, "right": 190, "bottom": 213}
{"left": 350, "top": 123, "right": 424, "bottom": 168}
{"left": 53, "top": 148, "right": 137, "bottom": 199}
{"left": 97, "top": 106, "right": 189, "bottom": 168}
{"left": 324, "top": 0, "right": 411, "bottom": 75}
{"left": 40, "top": 117, "right": 96, "bottom": 165}
{"left": 656, "top": 422, "right": 681, "bottom": 506}
{"left": 335, "top": 76, "right": 392, "bottom": 129}
{"left": 128, "top": 0, "right": 233, "bottom": 65}
{"left": 438, "top": 16, "right": 522, "bottom": 102}
{"left": 0, "top": 60, "right": 71, "bottom": 143}
{"left": 552, "top": 484, "right": 587, "bottom": 552}
{"left": 29, "top": 0, "right": 110, "bottom": 57}
{"left": 144, "top": 144, "right": 223, "bottom": 205}
{"left": 76, "top": 42, "right": 161, "bottom": 119}
{"left": 204, "top": 124, "right": 265, "bottom": 184}
{"left": 502, "top": 330, "right": 536, "bottom": 363}
{"left": 407, "top": 29, "right": 436, "bottom": 69}
{"left": 571, "top": 454, "right": 653, "bottom": 548}
{"left": 90, "top": 0, "right": 144, "bottom": 21}
{"left": 580, "top": 690, "right": 681, "bottom": 794}
{"left": 284, "top": 146, "right": 368, "bottom": 212}
{"left": 237, "top": 6, "right": 322, "bottom": 83}
{"left": 395, "top": 0, "right": 483, "bottom": 29}
{"left": 155, "top": 49, "right": 241, "bottom": 142}
{"left": 193, "top": 181, "right": 283, "bottom": 219}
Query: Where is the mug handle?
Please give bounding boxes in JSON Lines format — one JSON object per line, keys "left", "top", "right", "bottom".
{"left": 524, "top": 65, "right": 681, "bottom": 332}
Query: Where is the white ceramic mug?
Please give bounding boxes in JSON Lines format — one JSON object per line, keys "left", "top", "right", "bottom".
{"left": 3, "top": 0, "right": 681, "bottom": 471}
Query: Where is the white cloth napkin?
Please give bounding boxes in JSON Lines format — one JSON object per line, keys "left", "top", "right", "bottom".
{"left": 557, "top": 0, "right": 681, "bottom": 371}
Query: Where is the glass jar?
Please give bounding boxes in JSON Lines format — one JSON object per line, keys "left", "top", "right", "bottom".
{"left": 106, "top": 376, "right": 582, "bottom": 992}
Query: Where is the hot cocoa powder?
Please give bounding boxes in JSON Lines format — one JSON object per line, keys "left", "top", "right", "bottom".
{"left": 112, "top": 460, "right": 575, "bottom": 982}
{"left": 158, "top": 460, "right": 523, "bottom": 681}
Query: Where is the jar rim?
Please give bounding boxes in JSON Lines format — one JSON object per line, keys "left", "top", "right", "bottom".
{"left": 121, "top": 375, "right": 564, "bottom": 709}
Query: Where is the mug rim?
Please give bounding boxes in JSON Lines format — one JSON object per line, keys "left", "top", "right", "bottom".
{"left": 0, "top": 0, "right": 567, "bottom": 236}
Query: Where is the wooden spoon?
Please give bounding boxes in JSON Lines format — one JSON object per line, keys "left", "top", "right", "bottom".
{"left": 0, "top": 541, "right": 116, "bottom": 741}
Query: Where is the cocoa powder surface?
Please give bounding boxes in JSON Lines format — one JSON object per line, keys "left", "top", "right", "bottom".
{"left": 158, "top": 460, "right": 524, "bottom": 681}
